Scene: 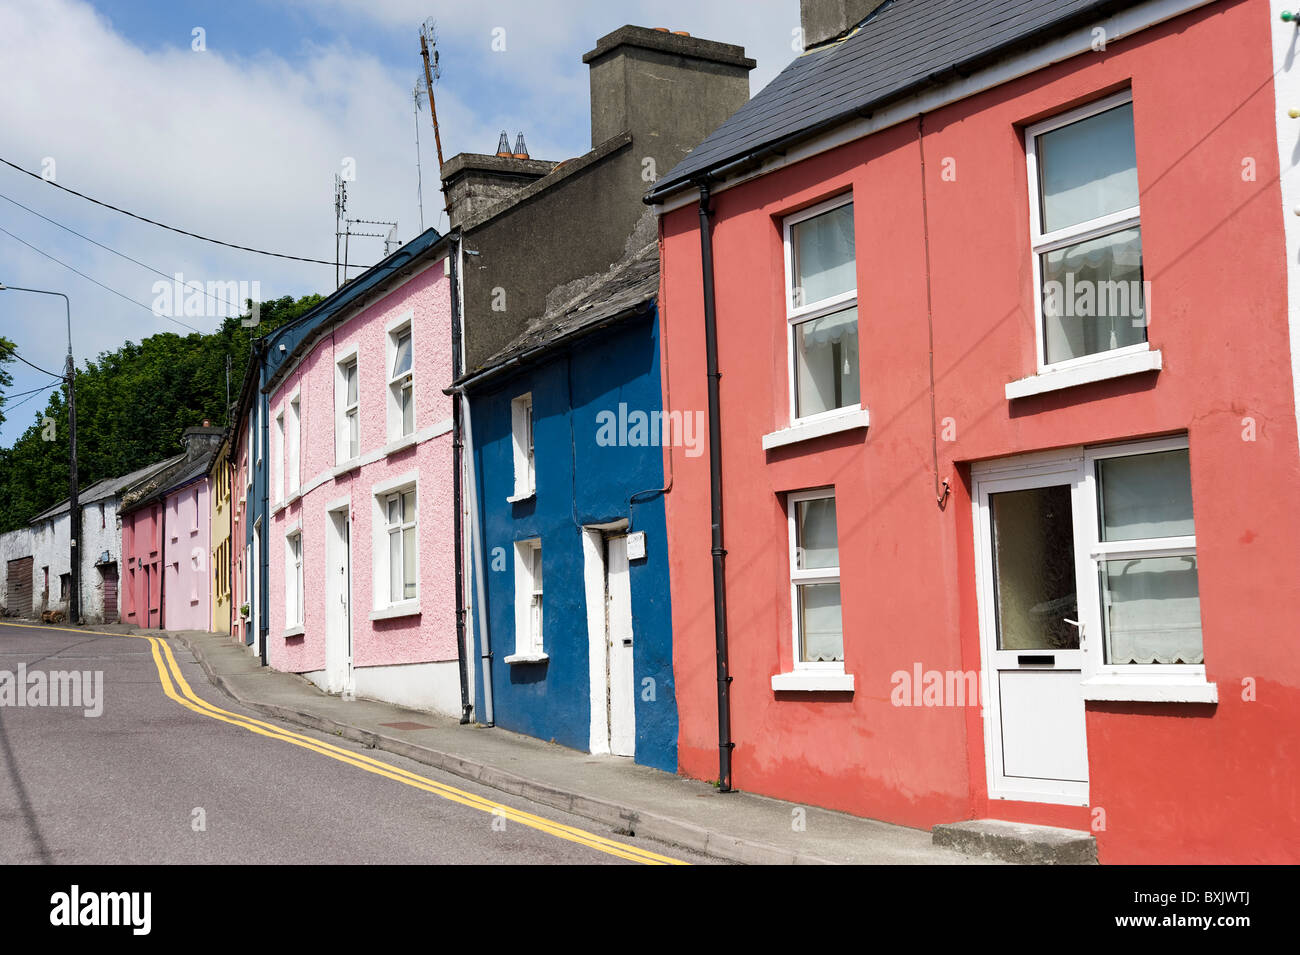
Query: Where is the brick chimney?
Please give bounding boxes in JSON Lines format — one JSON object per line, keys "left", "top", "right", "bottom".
{"left": 800, "top": 0, "right": 887, "bottom": 49}
{"left": 582, "top": 25, "right": 754, "bottom": 154}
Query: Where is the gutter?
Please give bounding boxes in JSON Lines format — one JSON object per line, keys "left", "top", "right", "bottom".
{"left": 449, "top": 238, "right": 473, "bottom": 724}
{"left": 696, "top": 178, "right": 734, "bottom": 792}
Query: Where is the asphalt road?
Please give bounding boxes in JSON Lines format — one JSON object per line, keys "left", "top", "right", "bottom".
{"left": 0, "top": 622, "right": 712, "bottom": 865}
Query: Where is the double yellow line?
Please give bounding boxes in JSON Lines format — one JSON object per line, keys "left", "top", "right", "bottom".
{"left": 3, "top": 622, "right": 686, "bottom": 865}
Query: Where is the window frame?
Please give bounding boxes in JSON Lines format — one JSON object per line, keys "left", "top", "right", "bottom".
{"left": 513, "top": 538, "right": 544, "bottom": 658}
{"left": 1025, "top": 90, "right": 1146, "bottom": 376}
{"left": 509, "top": 393, "right": 535, "bottom": 502}
{"left": 786, "top": 487, "right": 845, "bottom": 674}
{"left": 335, "top": 349, "right": 361, "bottom": 466}
{"left": 386, "top": 314, "right": 416, "bottom": 443}
{"left": 781, "top": 193, "right": 861, "bottom": 427}
{"left": 273, "top": 408, "right": 285, "bottom": 503}
{"left": 287, "top": 392, "right": 301, "bottom": 494}
{"left": 384, "top": 486, "right": 418, "bottom": 606}
{"left": 284, "top": 529, "right": 304, "bottom": 630}
{"left": 1078, "top": 434, "right": 1207, "bottom": 695}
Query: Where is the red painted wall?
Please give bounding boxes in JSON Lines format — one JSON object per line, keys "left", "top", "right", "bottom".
{"left": 120, "top": 503, "right": 163, "bottom": 629}
{"left": 658, "top": 0, "right": 1300, "bottom": 862}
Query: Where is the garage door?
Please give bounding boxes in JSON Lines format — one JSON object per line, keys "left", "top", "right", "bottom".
{"left": 6, "top": 556, "right": 33, "bottom": 617}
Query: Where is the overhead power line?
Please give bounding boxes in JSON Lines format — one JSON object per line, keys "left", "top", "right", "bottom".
{"left": 0, "top": 190, "right": 250, "bottom": 316}
{"left": 0, "top": 155, "right": 336, "bottom": 266}
{"left": 0, "top": 224, "right": 203, "bottom": 334}
{"left": 0, "top": 340, "right": 65, "bottom": 380}
{"left": 2, "top": 381, "right": 59, "bottom": 414}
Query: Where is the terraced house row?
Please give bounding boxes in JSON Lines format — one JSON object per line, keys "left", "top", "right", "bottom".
{"left": 23, "top": 0, "right": 1288, "bottom": 864}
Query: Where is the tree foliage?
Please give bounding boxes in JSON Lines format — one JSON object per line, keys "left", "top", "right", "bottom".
{"left": 0, "top": 295, "right": 323, "bottom": 532}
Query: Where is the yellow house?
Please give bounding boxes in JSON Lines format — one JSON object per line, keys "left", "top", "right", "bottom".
{"left": 209, "top": 429, "right": 233, "bottom": 634}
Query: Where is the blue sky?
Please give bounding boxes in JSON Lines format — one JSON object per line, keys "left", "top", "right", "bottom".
{"left": 0, "top": 0, "right": 797, "bottom": 447}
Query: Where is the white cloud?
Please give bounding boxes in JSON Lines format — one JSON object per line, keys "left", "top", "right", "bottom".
{"left": 0, "top": 0, "right": 800, "bottom": 445}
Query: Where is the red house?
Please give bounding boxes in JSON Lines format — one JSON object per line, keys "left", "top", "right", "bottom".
{"left": 647, "top": 0, "right": 1300, "bottom": 863}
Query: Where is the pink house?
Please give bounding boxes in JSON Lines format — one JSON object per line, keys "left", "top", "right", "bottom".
{"left": 263, "top": 231, "right": 464, "bottom": 717}
{"left": 120, "top": 426, "right": 222, "bottom": 630}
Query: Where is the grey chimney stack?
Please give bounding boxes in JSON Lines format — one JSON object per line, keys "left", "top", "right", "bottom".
{"left": 800, "top": 0, "right": 887, "bottom": 49}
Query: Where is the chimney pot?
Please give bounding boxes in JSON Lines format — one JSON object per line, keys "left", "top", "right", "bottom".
{"left": 495, "top": 130, "right": 512, "bottom": 157}
{"left": 513, "top": 132, "right": 529, "bottom": 160}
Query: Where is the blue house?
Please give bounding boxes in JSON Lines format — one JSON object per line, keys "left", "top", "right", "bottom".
{"left": 458, "top": 242, "right": 678, "bottom": 772}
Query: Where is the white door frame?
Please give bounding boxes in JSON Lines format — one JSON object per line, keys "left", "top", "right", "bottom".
{"left": 972, "top": 449, "right": 1091, "bottom": 807}
{"left": 582, "top": 520, "right": 632, "bottom": 757}
{"left": 325, "top": 501, "right": 354, "bottom": 695}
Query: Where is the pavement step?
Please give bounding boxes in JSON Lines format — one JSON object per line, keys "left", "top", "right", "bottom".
{"left": 931, "top": 819, "right": 1097, "bottom": 865}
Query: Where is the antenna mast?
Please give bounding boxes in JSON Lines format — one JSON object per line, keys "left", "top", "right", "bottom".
{"left": 419, "top": 18, "right": 449, "bottom": 228}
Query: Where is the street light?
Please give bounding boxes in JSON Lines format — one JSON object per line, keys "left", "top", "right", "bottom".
{"left": 0, "top": 282, "right": 80, "bottom": 624}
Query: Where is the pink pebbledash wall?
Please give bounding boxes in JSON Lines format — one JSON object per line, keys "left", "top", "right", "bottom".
{"left": 161, "top": 480, "right": 212, "bottom": 631}
{"left": 266, "top": 258, "right": 457, "bottom": 677}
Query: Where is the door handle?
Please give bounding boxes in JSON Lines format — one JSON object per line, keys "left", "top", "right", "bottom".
{"left": 1063, "top": 617, "right": 1084, "bottom": 641}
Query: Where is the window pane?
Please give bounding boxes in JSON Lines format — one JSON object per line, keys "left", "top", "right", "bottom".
{"left": 1097, "top": 449, "right": 1194, "bottom": 541}
{"left": 990, "top": 485, "right": 1079, "bottom": 651}
{"left": 345, "top": 362, "right": 358, "bottom": 405}
{"left": 530, "top": 546, "right": 543, "bottom": 593}
{"left": 389, "top": 530, "right": 402, "bottom": 603}
{"left": 402, "top": 490, "right": 416, "bottom": 523}
{"left": 798, "top": 582, "right": 843, "bottom": 662}
{"left": 791, "top": 203, "right": 855, "bottom": 307}
{"left": 403, "top": 527, "right": 417, "bottom": 600}
{"left": 794, "top": 306, "right": 859, "bottom": 417}
{"left": 392, "top": 331, "right": 412, "bottom": 377}
{"left": 348, "top": 410, "right": 359, "bottom": 459}
{"left": 1037, "top": 103, "right": 1138, "bottom": 233}
{"left": 401, "top": 384, "right": 414, "bottom": 435}
{"left": 1041, "top": 227, "right": 1145, "bottom": 364}
{"left": 386, "top": 496, "right": 399, "bottom": 526}
{"left": 796, "top": 497, "right": 838, "bottom": 569}
{"left": 1101, "top": 556, "right": 1202, "bottom": 664}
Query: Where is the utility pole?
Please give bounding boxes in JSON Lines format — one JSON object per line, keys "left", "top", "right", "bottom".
{"left": 0, "top": 283, "right": 78, "bottom": 623}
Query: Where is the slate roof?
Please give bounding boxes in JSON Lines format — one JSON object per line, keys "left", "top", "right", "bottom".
{"left": 29, "top": 455, "right": 186, "bottom": 524}
{"left": 455, "top": 238, "right": 659, "bottom": 389}
{"left": 647, "top": 0, "right": 1147, "bottom": 200}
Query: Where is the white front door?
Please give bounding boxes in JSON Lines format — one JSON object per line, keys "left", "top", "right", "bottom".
{"left": 974, "top": 456, "right": 1090, "bottom": 806}
{"left": 325, "top": 508, "right": 353, "bottom": 695}
{"left": 605, "top": 535, "right": 636, "bottom": 758}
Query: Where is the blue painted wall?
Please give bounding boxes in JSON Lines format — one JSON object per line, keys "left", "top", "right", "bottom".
{"left": 469, "top": 308, "right": 678, "bottom": 773}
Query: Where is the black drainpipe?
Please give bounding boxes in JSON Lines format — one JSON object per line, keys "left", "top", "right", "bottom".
{"left": 697, "top": 178, "right": 734, "bottom": 792}
{"left": 450, "top": 239, "right": 472, "bottom": 724}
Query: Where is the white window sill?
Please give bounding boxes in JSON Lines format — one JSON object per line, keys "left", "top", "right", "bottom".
{"left": 369, "top": 601, "right": 421, "bottom": 622}
{"left": 333, "top": 459, "right": 362, "bottom": 478}
{"left": 1081, "top": 676, "right": 1216, "bottom": 704}
{"left": 1005, "top": 349, "right": 1162, "bottom": 400}
{"left": 771, "top": 671, "right": 855, "bottom": 692}
{"left": 504, "top": 651, "right": 549, "bottom": 665}
{"left": 507, "top": 490, "right": 535, "bottom": 504}
{"left": 384, "top": 435, "right": 418, "bottom": 456}
{"left": 762, "top": 407, "right": 869, "bottom": 451}
{"left": 283, "top": 624, "right": 305, "bottom": 638}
